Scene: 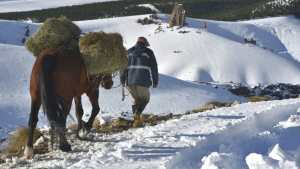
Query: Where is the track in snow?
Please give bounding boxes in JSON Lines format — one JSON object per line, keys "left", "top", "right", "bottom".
{"left": 1, "top": 99, "right": 300, "bottom": 169}
{"left": 167, "top": 99, "right": 300, "bottom": 169}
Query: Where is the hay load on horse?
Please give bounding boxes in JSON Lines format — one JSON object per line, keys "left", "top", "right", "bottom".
{"left": 25, "top": 16, "right": 81, "bottom": 57}
{"left": 79, "top": 32, "right": 128, "bottom": 75}
{"left": 23, "top": 17, "right": 127, "bottom": 159}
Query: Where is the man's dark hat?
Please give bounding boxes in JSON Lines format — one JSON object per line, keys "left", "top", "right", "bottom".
{"left": 137, "top": 37, "right": 150, "bottom": 47}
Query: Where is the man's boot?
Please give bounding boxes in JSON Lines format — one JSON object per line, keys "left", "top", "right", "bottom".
{"left": 133, "top": 113, "right": 144, "bottom": 128}
{"left": 132, "top": 105, "right": 137, "bottom": 115}
{"left": 132, "top": 103, "right": 147, "bottom": 128}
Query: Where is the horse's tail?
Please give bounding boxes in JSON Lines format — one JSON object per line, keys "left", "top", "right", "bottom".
{"left": 39, "top": 55, "right": 65, "bottom": 129}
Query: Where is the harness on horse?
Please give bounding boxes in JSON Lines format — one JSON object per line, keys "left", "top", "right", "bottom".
{"left": 88, "top": 72, "right": 128, "bottom": 100}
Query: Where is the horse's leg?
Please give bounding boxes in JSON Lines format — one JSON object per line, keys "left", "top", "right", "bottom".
{"left": 57, "top": 98, "right": 72, "bottom": 152}
{"left": 85, "top": 88, "right": 100, "bottom": 130}
{"left": 24, "top": 97, "right": 41, "bottom": 159}
{"left": 77, "top": 89, "right": 99, "bottom": 139}
{"left": 74, "top": 96, "right": 84, "bottom": 137}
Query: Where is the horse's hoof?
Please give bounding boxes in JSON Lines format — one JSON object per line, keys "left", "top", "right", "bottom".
{"left": 59, "top": 143, "right": 72, "bottom": 152}
{"left": 24, "top": 146, "right": 34, "bottom": 159}
{"left": 78, "top": 128, "right": 89, "bottom": 139}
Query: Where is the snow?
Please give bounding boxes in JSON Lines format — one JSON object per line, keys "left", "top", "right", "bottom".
{"left": 0, "top": 20, "right": 38, "bottom": 46}
{"left": 267, "top": 0, "right": 296, "bottom": 8}
{"left": 0, "top": 44, "right": 48, "bottom": 140}
{"left": 79, "top": 15, "right": 300, "bottom": 85}
{"left": 137, "top": 4, "right": 160, "bottom": 13}
{"left": 201, "top": 152, "right": 241, "bottom": 169}
{"left": 2, "top": 98, "right": 300, "bottom": 169}
{"left": 2, "top": 15, "right": 300, "bottom": 86}
{"left": 277, "top": 114, "right": 300, "bottom": 128}
{"left": 246, "top": 144, "right": 298, "bottom": 169}
{"left": 0, "top": 0, "right": 120, "bottom": 13}
{"left": 269, "top": 144, "right": 291, "bottom": 161}
{"left": 0, "top": 42, "right": 242, "bottom": 139}
{"left": 166, "top": 99, "right": 300, "bottom": 169}
{"left": 1, "top": 14, "right": 300, "bottom": 169}
{"left": 243, "top": 16, "right": 300, "bottom": 63}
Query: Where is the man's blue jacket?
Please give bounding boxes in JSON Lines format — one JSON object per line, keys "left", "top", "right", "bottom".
{"left": 120, "top": 43, "right": 158, "bottom": 88}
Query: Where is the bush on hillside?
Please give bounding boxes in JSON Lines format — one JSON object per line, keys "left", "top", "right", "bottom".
{"left": 248, "top": 96, "right": 272, "bottom": 102}
{"left": 192, "top": 101, "right": 233, "bottom": 113}
{"left": 137, "top": 17, "right": 159, "bottom": 25}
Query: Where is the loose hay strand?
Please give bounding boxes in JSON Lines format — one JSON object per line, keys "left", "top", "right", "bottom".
{"left": 4, "top": 127, "right": 42, "bottom": 157}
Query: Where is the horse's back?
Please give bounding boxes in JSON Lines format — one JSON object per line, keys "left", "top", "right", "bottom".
{"left": 54, "top": 49, "right": 89, "bottom": 97}
{"left": 30, "top": 48, "right": 89, "bottom": 100}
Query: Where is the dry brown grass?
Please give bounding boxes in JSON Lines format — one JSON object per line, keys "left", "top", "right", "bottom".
{"left": 192, "top": 101, "right": 233, "bottom": 113}
{"left": 4, "top": 127, "right": 42, "bottom": 157}
{"left": 248, "top": 96, "right": 272, "bottom": 102}
{"left": 92, "top": 113, "right": 177, "bottom": 133}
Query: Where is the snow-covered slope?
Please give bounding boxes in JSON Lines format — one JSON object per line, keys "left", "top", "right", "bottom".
{"left": 0, "top": 20, "right": 38, "bottom": 46}
{"left": 2, "top": 98, "right": 300, "bottom": 169}
{"left": 243, "top": 16, "right": 300, "bottom": 62}
{"left": 0, "top": 0, "right": 119, "bottom": 13}
{"left": 0, "top": 44, "right": 48, "bottom": 139}
{"left": 2, "top": 15, "right": 300, "bottom": 86}
{"left": 77, "top": 15, "right": 300, "bottom": 85}
{"left": 0, "top": 43, "right": 241, "bottom": 139}
{"left": 1, "top": 14, "right": 300, "bottom": 169}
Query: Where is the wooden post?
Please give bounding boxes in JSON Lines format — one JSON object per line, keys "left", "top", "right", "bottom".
{"left": 169, "top": 4, "right": 186, "bottom": 27}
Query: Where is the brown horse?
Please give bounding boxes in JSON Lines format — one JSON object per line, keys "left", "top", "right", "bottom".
{"left": 24, "top": 48, "right": 113, "bottom": 159}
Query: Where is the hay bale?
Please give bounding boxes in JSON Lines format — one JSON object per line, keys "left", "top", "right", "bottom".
{"left": 25, "top": 16, "right": 81, "bottom": 57}
{"left": 4, "top": 128, "right": 42, "bottom": 157}
{"left": 79, "top": 32, "right": 127, "bottom": 75}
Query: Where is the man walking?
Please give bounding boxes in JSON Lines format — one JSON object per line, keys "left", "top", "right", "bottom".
{"left": 121, "top": 37, "right": 159, "bottom": 127}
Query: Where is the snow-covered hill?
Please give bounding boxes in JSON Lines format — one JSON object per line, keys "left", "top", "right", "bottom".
{"left": 1, "top": 14, "right": 300, "bottom": 137}
{"left": 78, "top": 15, "right": 300, "bottom": 85}
{"left": 1, "top": 14, "right": 300, "bottom": 169}
{"left": 1, "top": 15, "right": 300, "bottom": 85}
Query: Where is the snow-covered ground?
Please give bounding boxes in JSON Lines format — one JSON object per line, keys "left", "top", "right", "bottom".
{"left": 2, "top": 99, "right": 300, "bottom": 169}
{"left": 0, "top": 0, "right": 120, "bottom": 13}
{"left": 1, "top": 14, "right": 300, "bottom": 168}
{"left": 137, "top": 4, "right": 160, "bottom": 13}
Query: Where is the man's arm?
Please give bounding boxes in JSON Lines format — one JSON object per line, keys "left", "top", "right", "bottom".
{"left": 149, "top": 50, "right": 159, "bottom": 88}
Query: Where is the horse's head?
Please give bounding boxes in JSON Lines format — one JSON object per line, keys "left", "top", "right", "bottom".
{"left": 100, "top": 74, "right": 113, "bottom": 89}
